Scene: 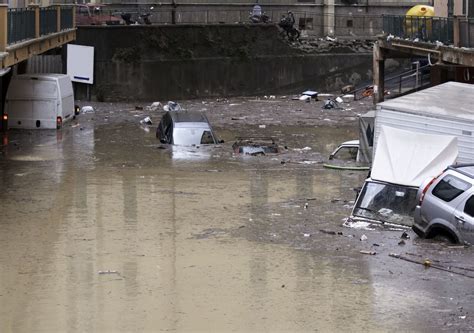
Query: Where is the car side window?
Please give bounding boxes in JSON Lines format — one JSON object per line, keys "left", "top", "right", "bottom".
{"left": 464, "top": 196, "right": 474, "bottom": 217}
{"left": 200, "top": 130, "right": 215, "bottom": 144}
{"left": 432, "top": 175, "right": 471, "bottom": 202}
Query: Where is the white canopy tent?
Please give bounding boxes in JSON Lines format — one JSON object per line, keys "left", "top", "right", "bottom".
{"left": 371, "top": 126, "right": 459, "bottom": 187}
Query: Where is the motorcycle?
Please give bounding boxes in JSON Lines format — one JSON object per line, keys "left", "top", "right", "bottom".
{"left": 278, "top": 12, "right": 300, "bottom": 40}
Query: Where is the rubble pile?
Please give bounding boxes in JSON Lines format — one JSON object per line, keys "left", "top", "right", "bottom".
{"left": 288, "top": 37, "right": 374, "bottom": 54}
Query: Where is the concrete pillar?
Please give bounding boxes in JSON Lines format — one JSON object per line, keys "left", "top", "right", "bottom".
{"left": 323, "top": 0, "right": 335, "bottom": 37}
{"left": 373, "top": 42, "right": 385, "bottom": 104}
{"left": 0, "top": 4, "right": 7, "bottom": 52}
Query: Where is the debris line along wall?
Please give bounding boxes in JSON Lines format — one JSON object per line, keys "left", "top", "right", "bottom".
{"left": 74, "top": 25, "right": 373, "bottom": 101}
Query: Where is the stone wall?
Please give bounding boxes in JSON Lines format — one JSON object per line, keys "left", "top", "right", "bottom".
{"left": 74, "top": 24, "right": 374, "bottom": 101}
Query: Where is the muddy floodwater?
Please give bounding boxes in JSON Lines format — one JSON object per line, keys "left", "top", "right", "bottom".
{"left": 0, "top": 98, "right": 473, "bottom": 332}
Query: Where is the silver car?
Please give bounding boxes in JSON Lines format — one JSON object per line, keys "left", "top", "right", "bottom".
{"left": 413, "top": 164, "right": 474, "bottom": 245}
{"left": 156, "top": 111, "right": 219, "bottom": 146}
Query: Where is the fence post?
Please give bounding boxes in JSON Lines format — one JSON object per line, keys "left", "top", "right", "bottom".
{"left": 56, "top": 6, "right": 61, "bottom": 32}
{"left": 453, "top": 16, "right": 460, "bottom": 47}
{"left": 0, "top": 4, "right": 8, "bottom": 51}
{"left": 28, "top": 4, "right": 40, "bottom": 38}
{"left": 72, "top": 5, "right": 76, "bottom": 28}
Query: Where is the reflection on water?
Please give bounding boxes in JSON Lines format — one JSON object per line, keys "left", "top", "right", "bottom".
{"left": 0, "top": 121, "right": 442, "bottom": 332}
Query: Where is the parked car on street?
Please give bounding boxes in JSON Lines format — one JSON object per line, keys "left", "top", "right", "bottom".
{"left": 413, "top": 164, "right": 474, "bottom": 245}
{"left": 329, "top": 140, "right": 359, "bottom": 160}
{"left": 75, "top": 4, "right": 122, "bottom": 26}
{"left": 156, "top": 111, "right": 220, "bottom": 146}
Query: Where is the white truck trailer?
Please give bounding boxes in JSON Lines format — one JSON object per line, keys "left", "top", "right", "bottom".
{"left": 373, "top": 81, "right": 474, "bottom": 163}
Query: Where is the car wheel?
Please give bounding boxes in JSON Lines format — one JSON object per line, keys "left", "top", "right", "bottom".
{"left": 432, "top": 233, "right": 455, "bottom": 244}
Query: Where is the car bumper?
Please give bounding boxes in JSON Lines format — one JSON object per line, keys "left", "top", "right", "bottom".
{"left": 412, "top": 205, "right": 428, "bottom": 238}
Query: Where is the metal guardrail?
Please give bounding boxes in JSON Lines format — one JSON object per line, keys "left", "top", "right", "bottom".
{"left": 350, "top": 63, "right": 430, "bottom": 100}
{"left": 61, "top": 7, "right": 74, "bottom": 30}
{"left": 40, "top": 7, "right": 57, "bottom": 36}
{"left": 383, "top": 15, "right": 454, "bottom": 44}
{"left": 5, "top": 6, "right": 74, "bottom": 46}
{"left": 101, "top": 8, "right": 383, "bottom": 37}
{"left": 7, "top": 8, "right": 35, "bottom": 44}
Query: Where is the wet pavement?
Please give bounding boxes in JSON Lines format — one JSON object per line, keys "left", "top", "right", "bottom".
{"left": 0, "top": 97, "right": 473, "bottom": 332}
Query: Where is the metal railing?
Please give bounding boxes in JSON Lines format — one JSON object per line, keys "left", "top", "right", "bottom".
{"left": 40, "top": 7, "right": 57, "bottom": 36}
{"left": 5, "top": 6, "right": 75, "bottom": 46}
{"left": 61, "top": 7, "right": 74, "bottom": 30}
{"left": 350, "top": 63, "right": 430, "bottom": 100}
{"left": 383, "top": 15, "right": 454, "bottom": 44}
{"left": 7, "top": 8, "right": 35, "bottom": 44}
{"left": 102, "top": 7, "right": 384, "bottom": 38}
{"left": 459, "top": 17, "right": 474, "bottom": 48}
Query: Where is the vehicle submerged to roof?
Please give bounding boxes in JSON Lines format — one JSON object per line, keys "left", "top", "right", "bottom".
{"left": 156, "top": 111, "right": 220, "bottom": 146}
{"left": 232, "top": 137, "right": 279, "bottom": 155}
{"left": 329, "top": 140, "right": 359, "bottom": 160}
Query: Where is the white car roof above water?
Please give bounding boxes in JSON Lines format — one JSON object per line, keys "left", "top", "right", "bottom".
{"left": 340, "top": 140, "right": 359, "bottom": 146}
{"left": 377, "top": 81, "right": 474, "bottom": 121}
{"left": 12, "top": 73, "right": 69, "bottom": 81}
{"left": 371, "top": 126, "right": 458, "bottom": 187}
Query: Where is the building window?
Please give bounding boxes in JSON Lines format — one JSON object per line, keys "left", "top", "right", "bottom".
{"left": 347, "top": 19, "right": 353, "bottom": 27}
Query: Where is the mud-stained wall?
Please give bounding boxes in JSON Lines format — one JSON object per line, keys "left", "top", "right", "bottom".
{"left": 74, "top": 25, "right": 373, "bottom": 101}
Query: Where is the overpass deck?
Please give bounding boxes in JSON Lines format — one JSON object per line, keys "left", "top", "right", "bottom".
{"left": 0, "top": 4, "right": 76, "bottom": 69}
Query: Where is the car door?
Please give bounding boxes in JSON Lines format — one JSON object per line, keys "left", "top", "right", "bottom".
{"left": 453, "top": 193, "right": 474, "bottom": 245}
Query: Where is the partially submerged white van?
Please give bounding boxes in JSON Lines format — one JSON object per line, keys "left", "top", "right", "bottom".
{"left": 5, "top": 74, "right": 74, "bottom": 129}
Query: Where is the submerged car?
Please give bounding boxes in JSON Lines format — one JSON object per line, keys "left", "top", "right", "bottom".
{"left": 329, "top": 140, "right": 359, "bottom": 160}
{"left": 232, "top": 137, "right": 279, "bottom": 155}
{"left": 156, "top": 111, "right": 220, "bottom": 146}
{"left": 413, "top": 164, "right": 474, "bottom": 244}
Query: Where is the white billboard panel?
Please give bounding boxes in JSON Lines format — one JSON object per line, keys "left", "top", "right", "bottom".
{"left": 67, "top": 44, "right": 94, "bottom": 85}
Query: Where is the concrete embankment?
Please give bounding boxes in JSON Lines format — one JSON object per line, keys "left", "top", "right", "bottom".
{"left": 74, "top": 24, "right": 373, "bottom": 101}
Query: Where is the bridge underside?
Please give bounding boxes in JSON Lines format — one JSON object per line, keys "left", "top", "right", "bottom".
{"left": 1, "top": 29, "right": 76, "bottom": 69}
{"left": 373, "top": 37, "right": 474, "bottom": 103}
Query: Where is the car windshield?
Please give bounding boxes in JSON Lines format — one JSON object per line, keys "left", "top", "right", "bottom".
{"left": 173, "top": 127, "right": 214, "bottom": 146}
{"left": 352, "top": 181, "right": 418, "bottom": 225}
{"left": 333, "top": 146, "right": 358, "bottom": 160}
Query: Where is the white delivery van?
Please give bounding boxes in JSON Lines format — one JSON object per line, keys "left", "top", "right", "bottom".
{"left": 5, "top": 74, "right": 74, "bottom": 129}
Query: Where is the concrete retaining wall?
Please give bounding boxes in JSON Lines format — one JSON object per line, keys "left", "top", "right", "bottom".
{"left": 74, "top": 24, "right": 373, "bottom": 101}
